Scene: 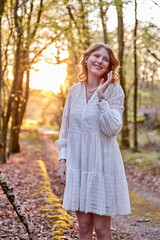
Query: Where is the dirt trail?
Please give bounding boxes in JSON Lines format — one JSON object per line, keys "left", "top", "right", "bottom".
{"left": 0, "top": 131, "right": 159, "bottom": 239}
{"left": 39, "top": 132, "right": 160, "bottom": 240}
{"left": 0, "top": 133, "right": 74, "bottom": 239}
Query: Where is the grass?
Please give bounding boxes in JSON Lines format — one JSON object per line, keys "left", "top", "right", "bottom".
{"left": 21, "top": 118, "right": 40, "bottom": 131}
{"left": 20, "top": 130, "right": 39, "bottom": 142}
{"left": 20, "top": 119, "right": 40, "bottom": 142}
{"left": 122, "top": 151, "right": 160, "bottom": 173}
{"left": 122, "top": 125, "right": 160, "bottom": 173}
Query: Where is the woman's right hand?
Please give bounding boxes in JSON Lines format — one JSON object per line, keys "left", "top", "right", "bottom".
{"left": 58, "top": 159, "right": 66, "bottom": 185}
{"left": 97, "top": 71, "right": 113, "bottom": 101}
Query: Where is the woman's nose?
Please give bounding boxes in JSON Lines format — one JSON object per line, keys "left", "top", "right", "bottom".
{"left": 97, "top": 57, "right": 103, "bottom": 63}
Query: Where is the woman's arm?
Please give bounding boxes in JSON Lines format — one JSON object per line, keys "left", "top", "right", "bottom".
{"left": 98, "top": 83, "right": 124, "bottom": 137}
{"left": 55, "top": 89, "right": 72, "bottom": 184}
{"left": 55, "top": 89, "right": 72, "bottom": 160}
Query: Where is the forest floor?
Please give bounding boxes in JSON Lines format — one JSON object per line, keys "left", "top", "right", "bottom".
{"left": 0, "top": 126, "right": 160, "bottom": 240}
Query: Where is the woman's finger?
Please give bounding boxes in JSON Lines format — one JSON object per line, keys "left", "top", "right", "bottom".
{"left": 101, "top": 80, "right": 109, "bottom": 91}
{"left": 59, "top": 169, "right": 66, "bottom": 185}
{"left": 61, "top": 174, "right": 66, "bottom": 185}
{"left": 101, "top": 71, "right": 113, "bottom": 91}
{"left": 100, "top": 78, "right": 105, "bottom": 85}
{"left": 108, "top": 70, "right": 112, "bottom": 80}
{"left": 58, "top": 161, "right": 66, "bottom": 184}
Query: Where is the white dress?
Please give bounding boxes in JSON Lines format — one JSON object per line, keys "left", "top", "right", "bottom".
{"left": 56, "top": 82, "right": 131, "bottom": 216}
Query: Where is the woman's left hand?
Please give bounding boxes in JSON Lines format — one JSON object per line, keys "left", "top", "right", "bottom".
{"left": 97, "top": 71, "right": 113, "bottom": 101}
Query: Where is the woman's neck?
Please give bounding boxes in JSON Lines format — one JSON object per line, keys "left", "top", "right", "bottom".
{"left": 87, "top": 74, "right": 100, "bottom": 89}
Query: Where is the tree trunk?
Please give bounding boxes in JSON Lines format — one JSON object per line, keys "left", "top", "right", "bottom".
{"left": 9, "top": 68, "right": 30, "bottom": 153}
{"left": 9, "top": 83, "right": 23, "bottom": 153}
{"left": 115, "top": 0, "right": 130, "bottom": 148}
{"left": 133, "top": 0, "right": 138, "bottom": 151}
{"left": 0, "top": 0, "right": 7, "bottom": 163}
{"left": 21, "top": 69, "right": 30, "bottom": 123}
{"left": 0, "top": 171, "right": 38, "bottom": 240}
{"left": 78, "top": 0, "right": 90, "bottom": 48}
{"left": 99, "top": 0, "right": 108, "bottom": 44}
{"left": 9, "top": 20, "right": 23, "bottom": 153}
{"left": 9, "top": 0, "right": 44, "bottom": 154}
{"left": 9, "top": 0, "right": 26, "bottom": 153}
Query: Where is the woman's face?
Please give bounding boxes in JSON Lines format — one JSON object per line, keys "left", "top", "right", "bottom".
{"left": 85, "top": 47, "right": 110, "bottom": 79}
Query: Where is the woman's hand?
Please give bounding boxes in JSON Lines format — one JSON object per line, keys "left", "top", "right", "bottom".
{"left": 58, "top": 159, "right": 66, "bottom": 185}
{"left": 97, "top": 71, "right": 113, "bottom": 101}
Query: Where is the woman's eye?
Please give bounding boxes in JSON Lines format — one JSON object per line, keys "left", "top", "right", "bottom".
{"left": 94, "top": 54, "right": 99, "bottom": 58}
{"left": 104, "top": 58, "right": 109, "bottom": 62}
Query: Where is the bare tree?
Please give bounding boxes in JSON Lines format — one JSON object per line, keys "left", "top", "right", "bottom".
{"left": 133, "top": 0, "right": 138, "bottom": 151}
{"left": 115, "top": 0, "right": 130, "bottom": 148}
{"left": 9, "top": 0, "right": 44, "bottom": 154}
{"left": 0, "top": 0, "right": 7, "bottom": 163}
{"left": 99, "top": 0, "right": 109, "bottom": 44}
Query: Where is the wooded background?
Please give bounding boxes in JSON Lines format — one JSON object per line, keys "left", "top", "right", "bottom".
{"left": 0, "top": 0, "right": 160, "bottom": 163}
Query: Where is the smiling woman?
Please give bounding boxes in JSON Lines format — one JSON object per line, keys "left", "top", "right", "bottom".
{"left": 30, "top": 61, "right": 67, "bottom": 93}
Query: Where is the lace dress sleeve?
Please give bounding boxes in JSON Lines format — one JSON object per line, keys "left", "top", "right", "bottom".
{"left": 55, "top": 89, "right": 72, "bottom": 160}
{"left": 97, "top": 83, "right": 124, "bottom": 137}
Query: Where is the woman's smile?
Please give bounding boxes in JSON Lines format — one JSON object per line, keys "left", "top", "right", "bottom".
{"left": 93, "top": 64, "right": 103, "bottom": 69}
{"left": 86, "top": 47, "right": 110, "bottom": 78}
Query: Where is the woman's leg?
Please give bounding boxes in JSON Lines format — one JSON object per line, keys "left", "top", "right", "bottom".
{"left": 76, "top": 211, "right": 93, "bottom": 240}
{"left": 93, "top": 214, "right": 111, "bottom": 240}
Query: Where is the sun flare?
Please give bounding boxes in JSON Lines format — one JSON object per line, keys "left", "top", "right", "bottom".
{"left": 30, "top": 61, "right": 67, "bottom": 93}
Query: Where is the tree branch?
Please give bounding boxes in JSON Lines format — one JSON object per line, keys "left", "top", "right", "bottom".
{"left": 0, "top": 171, "right": 38, "bottom": 240}
{"left": 31, "top": 0, "right": 43, "bottom": 38}
{"left": 2, "top": 31, "right": 13, "bottom": 79}
{"left": 152, "top": 0, "right": 160, "bottom": 8}
{"left": 14, "top": 0, "right": 19, "bottom": 31}
{"left": 29, "top": 27, "right": 70, "bottom": 66}
{"left": 147, "top": 49, "right": 160, "bottom": 62}
{"left": 66, "top": 3, "right": 79, "bottom": 30}
{"left": 18, "top": 0, "right": 30, "bottom": 8}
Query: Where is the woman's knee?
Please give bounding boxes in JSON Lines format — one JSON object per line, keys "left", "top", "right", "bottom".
{"left": 79, "top": 221, "right": 92, "bottom": 235}
{"left": 95, "top": 227, "right": 110, "bottom": 239}
{"left": 93, "top": 215, "right": 111, "bottom": 239}
{"left": 76, "top": 211, "right": 93, "bottom": 235}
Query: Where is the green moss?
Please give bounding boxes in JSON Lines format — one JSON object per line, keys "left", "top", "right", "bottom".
{"left": 51, "top": 231, "right": 64, "bottom": 239}
{"left": 36, "top": 158, "right": 72, "bottom": 238}
{"left": 51, "top": 230, "right": 64, "bottom": 236}
{"left": 54, "top": 220, "right": 71, "bottom": 228}
{"left": 47, "top": 215, "right": 67, "bottom": 221}
{"left": 39, "top": 207, "right": 53, "bottom": 212}
{"left": 130, "top": 190, "right": 160, "bottom": 226}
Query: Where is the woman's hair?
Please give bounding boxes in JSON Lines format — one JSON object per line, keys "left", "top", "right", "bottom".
{"left": 78, "top": 43, "right": 120, "bottom": 84}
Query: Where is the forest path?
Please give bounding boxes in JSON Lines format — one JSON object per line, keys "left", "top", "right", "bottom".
{"left": 0, "top": 131, "right": 74, "bottom": 239}
{"left": 0, "top": 130, "right": 160, "bottom": 239}
{"left": 39, "top": 131, "right": 160, "bottom": 240}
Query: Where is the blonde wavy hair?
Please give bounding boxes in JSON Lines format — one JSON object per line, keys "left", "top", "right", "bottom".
{"left": 78, "top": 43, "right": 120, "bottom": 84}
